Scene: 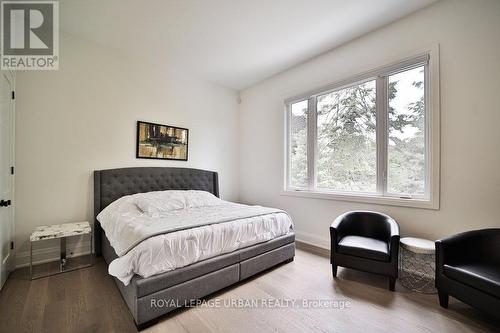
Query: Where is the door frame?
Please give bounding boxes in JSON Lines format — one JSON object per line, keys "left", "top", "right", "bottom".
{"left": 1, "top": 70, "right": 15, "bottom": 278}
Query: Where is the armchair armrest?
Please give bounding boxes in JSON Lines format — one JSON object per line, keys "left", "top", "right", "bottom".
{"left": 330, "top": 215, "right": 343, "bottom": 259}
{"left": 330, "top": 212, "right": 354, "bottom": 250}
{"left": 386, "top": 217, "right": 400, "bottom": 254}
{"left": 436, "top": 230, "right": 483, "bottom": 267}
{"left": 435, "top": 230, "right": 486, "bottom": 285}
{"left": 330, "top": 212, "right": 348, "bottom": 242}
{"left": 387, "top": 217, "right": 400, "bottom": 239}
{"left": 330, "top": 212, "right": 352, "bottom": 262}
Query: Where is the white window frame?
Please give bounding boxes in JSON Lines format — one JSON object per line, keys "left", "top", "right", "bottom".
{"left": 283, "top": 46, "right": 440, "bottom": 210}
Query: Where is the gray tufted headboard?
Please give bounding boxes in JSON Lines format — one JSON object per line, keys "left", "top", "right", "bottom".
{"left": 93, "top": 167, "right": 219, "bottom": 255}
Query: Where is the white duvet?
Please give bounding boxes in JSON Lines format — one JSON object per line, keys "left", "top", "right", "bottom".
{"left": 97, "top": 191, "right": 293, "bottom": 285}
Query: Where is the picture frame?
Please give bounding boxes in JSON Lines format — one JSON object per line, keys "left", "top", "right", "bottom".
{"left": 136, "top": 121, "right": 189, "bottom": 161}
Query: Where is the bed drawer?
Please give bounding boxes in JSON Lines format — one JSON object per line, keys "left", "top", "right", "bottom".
{"left": 134, "top": 250, "right": 240, "bottom": 297}
{"left": 136, "top": 263, "right": 240, "bottom": 324}
{"left": 239, "top": 243, "right": 295, "bottom": 280}
{"left": 239, "top": 232, "right": 295, "bottom": 261}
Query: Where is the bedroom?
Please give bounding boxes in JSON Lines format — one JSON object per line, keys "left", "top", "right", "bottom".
{"left": 0, "top": 0, "right": 499, "bottom": 332}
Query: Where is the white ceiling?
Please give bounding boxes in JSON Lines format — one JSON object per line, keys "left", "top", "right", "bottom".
{"left": 61, "top": 0, "right": 437, "bottom": 90}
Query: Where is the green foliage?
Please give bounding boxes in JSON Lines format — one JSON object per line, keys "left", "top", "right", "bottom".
{"left": 387, "top": 72, "right": 425, "bottom": 195}
{"left": 316, "top": 81, "right": 376, "bottom": 192}
{"left": 290, "top": 68, "right": 425, "bottom": 195}
{"left": 290, "top": 127, "right": 308, "bottom": 187}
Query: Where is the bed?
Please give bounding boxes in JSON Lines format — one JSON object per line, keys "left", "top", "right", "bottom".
{"left": 93, "top": 167, "right": 295, "bottom": 329}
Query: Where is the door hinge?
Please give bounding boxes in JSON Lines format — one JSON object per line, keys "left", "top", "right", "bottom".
{"left": 11, "top": 166, "right": 14, "bottom": 175}
{"left": 10, "top": 241, "right": 14, "bottom": 250}
{"left": 11, "top": 91, "right": 15, "bottom": 100}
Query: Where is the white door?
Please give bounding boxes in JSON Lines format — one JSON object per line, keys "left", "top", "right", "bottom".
{"left": 0, "top": 71, "right": 14, "bottom": 290}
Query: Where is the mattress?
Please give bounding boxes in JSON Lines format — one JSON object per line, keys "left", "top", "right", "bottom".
{"left": 109, "top": 212, "right": 292, "bottom": 285}
{"left": 97, "top": 190, "right": 294, "bottom": 285}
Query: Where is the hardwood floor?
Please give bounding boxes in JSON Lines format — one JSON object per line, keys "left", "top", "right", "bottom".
{"left": 0, "top": 249, "right": 497, "bottom": 333}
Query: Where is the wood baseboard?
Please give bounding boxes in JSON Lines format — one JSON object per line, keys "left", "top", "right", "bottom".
{"left": 295, "top": 240, "right": 329, "bottom": 258}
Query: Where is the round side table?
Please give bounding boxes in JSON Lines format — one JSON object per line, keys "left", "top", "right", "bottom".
{"left": 399, "top": 237, "right": 437, "bottom": 294}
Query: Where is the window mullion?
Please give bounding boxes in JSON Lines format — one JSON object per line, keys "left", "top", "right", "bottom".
{"left": 376, "top": 76, "right": 388, "bottom": 195}
{"left": 285, "top": 103, "right": 292, "bottom": 190}
{"left": 307, "top": 97, "right": 317, "bottom": 191}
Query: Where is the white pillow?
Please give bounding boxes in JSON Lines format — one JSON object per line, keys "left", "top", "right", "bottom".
{"left": 184, "top": 190, "right": 224, "bottom": 208}
{"left": 96, "top": 194, "right": 141, "bottom": 225}
{"left": 134, "top": 190, "right": 223, "bottom": 214}
{"left": 134, "top": 191, "right": 186, "bottom": 214}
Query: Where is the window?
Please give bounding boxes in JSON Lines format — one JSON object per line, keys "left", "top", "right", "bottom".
{"left": 285, "top": 51, "right": 439, "bottom": 209}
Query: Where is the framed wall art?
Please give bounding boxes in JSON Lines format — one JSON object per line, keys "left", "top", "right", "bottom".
{"left": 136, "top": 121, "right": 189, "bottom": 161}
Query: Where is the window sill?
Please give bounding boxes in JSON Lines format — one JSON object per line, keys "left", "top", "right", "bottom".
{"left": 280, "top": 190, "right": 439, "bottom": 210}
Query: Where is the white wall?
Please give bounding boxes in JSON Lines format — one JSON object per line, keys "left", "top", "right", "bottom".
{"left": 14, "top": 34, "right": 240, "bottom": 266}
{"left": 239, "top": 0, "right": 500, "bottom": 248}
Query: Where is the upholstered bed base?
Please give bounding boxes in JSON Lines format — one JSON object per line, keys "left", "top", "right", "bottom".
{"left": 102, "top": 230, "right": 295, "bottom": 328}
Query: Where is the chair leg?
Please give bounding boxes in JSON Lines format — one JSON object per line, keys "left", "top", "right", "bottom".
{"left": 389, "top": 276, "right": 396, "bottom": 291}
{"left": 331, "top": 264, "right": 337, "bottom": 278}
{"left": 438, "top": 291, "right": 449, "bottom": 308}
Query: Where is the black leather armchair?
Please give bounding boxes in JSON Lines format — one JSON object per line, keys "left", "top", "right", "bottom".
{"left": 330, "top": 211, "right": 400, "bottom": 291}
{"left": 435, "top": 228, "right": 500, "bottom": 318}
